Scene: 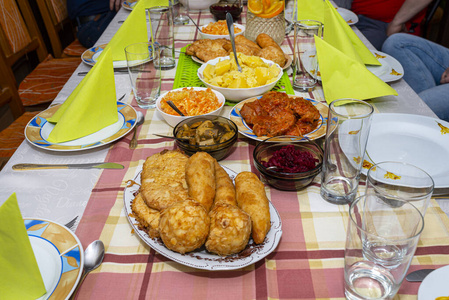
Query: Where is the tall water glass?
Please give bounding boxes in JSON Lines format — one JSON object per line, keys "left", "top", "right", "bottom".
{"left": 320, "top": 99, "right": 374, "bottom": 205}
{"left": 170, "top": 0, "right": 189, "bottom": 25}
{"left": 125, "top": 43, "right": 161, "bottom": 109}
{"left": 147, "top": 6, "right": 175, "bottom": 70}
{"left": 365, "top": 161, "right": 434, "bottom": 216}
{"left": 293, "top": 20, "right": 323, "bottom": 92}
{"left": 345, "top": 194, "right": 424, "bottom": 300}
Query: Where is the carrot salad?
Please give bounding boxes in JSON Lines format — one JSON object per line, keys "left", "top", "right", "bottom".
{"left": 201, "top": 20, "right": 242, "bottom": 35}
{"left": 160, "top": 88, "right": 221, "bottom": 116}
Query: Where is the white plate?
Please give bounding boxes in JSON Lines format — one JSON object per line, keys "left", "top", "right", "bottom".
{"left": 25, "top": 218, "right": 84, "bottom": 300}
{"left": 364, "top": 113, "right": 449, "bottom": 189}
{"left": 336, "top": 7, "right": 359, "bottom": 25}
{"left": 124, "top": 165, "right": 283, "bottom": 270}
{"left": 122, "top": 0, "right": 137, "bottom": 10}
{"left": 25, "top": 101, "right": 137, "bottom": 151}
{"left": 418, "top": 265, "right": 449, "bottom": 299}
{"left": 310, "top": 50, "right": 404, "bottom": 83}
{"left": 229, "top": 96, "right": 329, "bottom": 142}
{"left": 81, "top": 44, "right": 128, "bottom": 69}
{"left": 367, "top": 50, "right": 404, "bottom": 82}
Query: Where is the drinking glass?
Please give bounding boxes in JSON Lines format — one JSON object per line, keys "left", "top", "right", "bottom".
{"left": 365, "top": 161, "right": 434, "bottom": 216}
{"left": 345, "top": 194, "right": 424, "bottom": 300}
{"left": 170, "top": 0, "right": 189, "bottom": 25}
{"left": 147, "top": 6, "right": 176, "bottom": 70}
{"left": 292, "top": 20, "right": 322, "bottom": 92}
{"left": 320, "top": 99, "right": 374, "bottom": 205}
{"left": 125, "top": 43, "right": 161, "bottom": 109}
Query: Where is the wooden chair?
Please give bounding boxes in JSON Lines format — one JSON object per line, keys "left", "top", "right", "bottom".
{"left": 0, "top": 46, "right": 39, "bottom": 169}
{"left": 0, "top": 0, "right": 80, "bottom": 109}
{"left": 35, "top": 0, "right": 87, "bottom": 57}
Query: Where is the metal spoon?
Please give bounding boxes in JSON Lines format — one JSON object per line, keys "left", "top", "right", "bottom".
{"left": 225, "top": 12, "right": 242, "bottom": 73}
{"left": 166, "top": 101, "right": 185, "bottom": 116}
{"left": 70, "top": 240, "right": 105, "bottom": 299}
{"left": 187, "top": 15, "right": 201, "bottom": 32}
{"left": 129, "top": 111, "right": 144, "bottom": 149}
{"left": 153, "top": 133, "right": 190, "bottom": 141}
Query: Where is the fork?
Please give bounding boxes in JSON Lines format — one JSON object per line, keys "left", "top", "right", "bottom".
{"left": 64, "top": 216, "right": 78, "bottom": 230}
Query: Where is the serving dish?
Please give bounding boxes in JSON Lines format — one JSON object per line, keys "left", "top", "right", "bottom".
{"left": 197, "top": 56, "right": 283, "bottom": 102}
{"left": 25, "top": 218, "right": 84, "bottom": 300}
{"left": 199, "top": 23, "right": 245, "bottom": 40}
{"left": 253, "top": 136, "right": 323, "bottom": 191}
{"left": 192, "top": 54, "right": 292, "bottom": 71}
{"left": 173, "top": 116, "right": 238, "bottom": 161}
{"left": 229, "top": 96, "right": 329, "bottom": 142}
{"left": 123, "top": 165, "right": 283, "bottom": 270}
{"left": 156, "top": 87, "right": 225, "bottom": 127}
{"left": 25, "top": 101, "right": 137, "bottom": 151}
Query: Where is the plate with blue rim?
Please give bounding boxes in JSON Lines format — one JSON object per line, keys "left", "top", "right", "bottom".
{"left": 81, "top": 44, "right": 128, "bottom": 69}
{"left": 229, "top": 95, "right": 329, "bottom": 142}
{"left": 25, "top": 101, "right": 137, "bottom": 152}
{"left": 122, "top": 0, "right": 138, "bottom": 10}
{"left": 25, "top": 218, "right": 84, "bottom": 300}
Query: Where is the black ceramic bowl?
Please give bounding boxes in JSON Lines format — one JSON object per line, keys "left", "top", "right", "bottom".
{"left": 173, "top": 116, "right": 238, "bottom": 161}
{"left": 253, "top": 136, "right": 323, "bottom": 191}
{"left": 209, "top": 2, "right": 242, "bottom": 21}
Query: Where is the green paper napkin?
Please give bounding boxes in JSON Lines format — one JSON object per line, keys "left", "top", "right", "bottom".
{"left": 0, "top": 193, "right": 46, "bottom": 300}
{"left": 297, "top": 0, "right": 324, "bottom": 23}
{"left": 47, "top": 47, "right": 118, "bottom": 143}
{"left": 104, "top": 0, "right": 169, "bottom": 62}
{"left": 315, "top": 36, "right": 397, "bottom": 104}
{"left": 323, "top": 0, "right": 380, "bottom": 66}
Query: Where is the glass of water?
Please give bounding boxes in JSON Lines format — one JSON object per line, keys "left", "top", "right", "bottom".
{"left": 344, "top": 194, "right": 424, "bottom": 300}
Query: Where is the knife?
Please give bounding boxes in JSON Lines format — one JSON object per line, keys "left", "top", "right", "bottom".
{"left": 405, "top": 269, "right": 435, "bottom": 282}
{"left": 12, "top": 163, "right": 124, "bottom": 170}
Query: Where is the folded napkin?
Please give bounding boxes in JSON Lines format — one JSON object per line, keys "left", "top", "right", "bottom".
{"left": 323, "top": 0, "right": 380, "bottom": 66}
{"left": 47, "top": 47, "right": 118, "bottom": 143}
{"left": 315, "top": 36, "right": 397, "bottom": 104}
{"left": 296, "top": 0, "right": 324, "bottom": 23}
{"left": 0, "top": 193, "right": 46, "bottom": 300}
{"left": 104, "top": 0, "right": 169, "bottom": 62}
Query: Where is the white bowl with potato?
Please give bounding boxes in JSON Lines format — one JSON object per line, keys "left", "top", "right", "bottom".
{"left": 199, "top": 23, "right": 245, "bottom": 40}
{"left": 197, "top": 54, "right": 283, "bottom": 102}
{"left": 156, "top": 87, "right": 226, "bottom": 127}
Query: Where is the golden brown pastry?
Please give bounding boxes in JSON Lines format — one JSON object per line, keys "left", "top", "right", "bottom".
{"left": 140, "top": 150, "right": 189, "bottom": 211}
{"left": 158, "top": 199, "right": 210, "bottom": 254}
{"left": 185, "top": 39, "right": 229, "bottom": 62}
{"left": 205, "top": 204, "right": 252, "bottom": 256}
{"left": 212, "top": 160, "right": 237, "bottom": 209}
{"left": 223, "top": 43, "right": 260, "bottom": 57}
{"left": 259, "top": 46, "right": 286, "bottom": 67}
{"left": 235, "top": 35, "right": 261, "bottom": 51}
{"left": 235, "top": 172, "right": 271, "bottom": 244}
{"left": 186, "top": 152, "right": 216, "bottom": 212}
{"left": 256, "top": 33, "right": 281, "bottom": 49}
{"left": 131, "top": 193, "right": 160, "bottom": 238}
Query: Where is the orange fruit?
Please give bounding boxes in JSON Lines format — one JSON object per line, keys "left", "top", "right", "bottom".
{"left": 258, "top": 0, "right": 284, "bottom": 18}
{"left": 248, "top": 0, "right": 263, "bottom": 15}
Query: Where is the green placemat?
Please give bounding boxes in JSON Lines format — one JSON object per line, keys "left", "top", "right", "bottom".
{"left": 174, "top": 46, "right": 295, "bottom": 106}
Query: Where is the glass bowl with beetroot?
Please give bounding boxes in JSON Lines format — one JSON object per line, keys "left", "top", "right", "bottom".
{"left": 253, "top": 136, "right": 323, "bottom": 191}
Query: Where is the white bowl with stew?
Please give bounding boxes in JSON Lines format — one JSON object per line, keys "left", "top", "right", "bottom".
{"left": 156, "top": 87, "right": 226, "bottom": 127}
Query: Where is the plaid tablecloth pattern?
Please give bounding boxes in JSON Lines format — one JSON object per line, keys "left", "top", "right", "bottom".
{"left": 73, "top": 7, "right": 449, "bottom": 300}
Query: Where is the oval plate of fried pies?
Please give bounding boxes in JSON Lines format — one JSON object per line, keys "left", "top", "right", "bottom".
{"left": 230, "top": 91, "right": 329, "bottom": 142}
{"left": 124, "top": 150, "right": 282, "bottom": 270}
{"left": 186, "top": 33, "right": 292, "bottom": 70}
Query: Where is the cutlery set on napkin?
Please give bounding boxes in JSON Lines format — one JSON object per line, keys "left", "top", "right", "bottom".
{"left": 299, "top": 0, "right": 397, "bottom": 103}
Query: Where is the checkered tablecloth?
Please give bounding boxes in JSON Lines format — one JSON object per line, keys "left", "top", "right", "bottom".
{"left": 72, "top": 6, "right": 449, "bottom": 300}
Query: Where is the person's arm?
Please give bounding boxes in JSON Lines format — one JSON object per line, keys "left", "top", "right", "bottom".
{"left": 110, "top": 0, "right": 125, "bottom": 11}
{"left": 387, "top": 0, "right": 433, "bottom": 36}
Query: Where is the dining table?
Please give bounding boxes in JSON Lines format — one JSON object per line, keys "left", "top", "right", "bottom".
{"left": 1, "top": 2, "right": 449, "bottom": 299}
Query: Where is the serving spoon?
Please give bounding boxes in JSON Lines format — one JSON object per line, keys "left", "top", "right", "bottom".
{"left": 187, "top": 15, "right": 202, "bottom": 32}
{"left": 225, "top": 12, "right": 242, "bottom": 73}
{"left": 70, "top": 240, "right": 105, "bottom": 299}
{"left": 166, "top": 101, "right": 185, "bottom": 116}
